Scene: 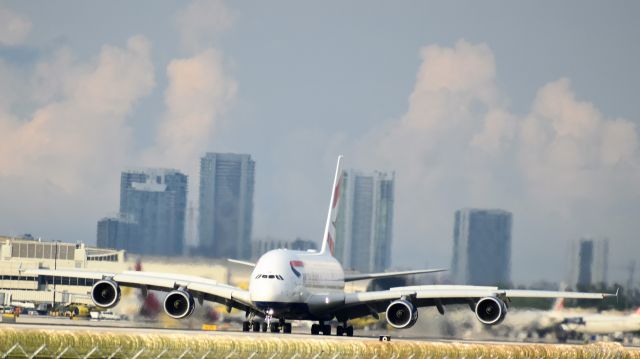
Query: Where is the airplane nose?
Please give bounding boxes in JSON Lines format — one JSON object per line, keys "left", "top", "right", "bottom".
{"left": 250, "top": 280, "right": 288, "bottom": 302}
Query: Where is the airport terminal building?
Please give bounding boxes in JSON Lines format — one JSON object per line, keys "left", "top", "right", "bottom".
{"left": 0, "top": 235, "right": 244, "bottom": 308}
{"left": 0, "top": 235, "right": 125, "bottom": 307}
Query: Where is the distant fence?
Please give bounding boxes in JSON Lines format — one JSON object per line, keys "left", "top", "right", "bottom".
{"left": 0, "top": 327, "right": 638, "bottom": 359}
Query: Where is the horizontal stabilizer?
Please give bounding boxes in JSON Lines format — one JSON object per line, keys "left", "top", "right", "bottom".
{"left": 344, "top": 268, "right": 447, "bottom": 282}
{"left": 227, "top": 259, "right": 256, "bottom": 267}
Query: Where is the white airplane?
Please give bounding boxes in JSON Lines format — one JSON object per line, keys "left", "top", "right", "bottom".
{"left": 25, "top": 156, "right": 615, "bottom": 336}
{"left": 532, "top": 298, "right": 640, "bottom": 341}
{"left": 559, "top": 307, "right": 640, "bottom": 337}
{"left": 499, "top": 295, "right": 636, "bottom": 340}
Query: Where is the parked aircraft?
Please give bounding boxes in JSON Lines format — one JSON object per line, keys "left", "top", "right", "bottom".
{"left": 553, "top": 300, "right": 640, "bottom": 341}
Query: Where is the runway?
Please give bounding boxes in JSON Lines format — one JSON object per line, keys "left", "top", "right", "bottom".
{"left": 5, "top": 316, "right": 640, "bottom": 347}
{"left": 1, "top": 319, "right": 639, "bottom": 359}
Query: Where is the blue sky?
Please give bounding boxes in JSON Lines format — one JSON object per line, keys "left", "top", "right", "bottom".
{"left": 1, "top": 1, "right": 639, "bottom": 284}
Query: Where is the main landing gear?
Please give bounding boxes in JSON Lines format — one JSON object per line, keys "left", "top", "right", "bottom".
{"left": 310, "top": 322, "right": 331, "bottom": 336}
{"left": 336, "top": 323, "right": 354, "bottom": 337}
{"left": 310, "top": 321, "right": 353, "bottom": 336}
{"left": 279, "top": 318, "right": 293, "bottom": 334}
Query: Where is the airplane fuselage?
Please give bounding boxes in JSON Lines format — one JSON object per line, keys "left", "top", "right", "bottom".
{"left": 249, "top": 249, "right": 346, "bottom": 321}
{"left": 561, "top": 314, "right": 640, "bottom": 334}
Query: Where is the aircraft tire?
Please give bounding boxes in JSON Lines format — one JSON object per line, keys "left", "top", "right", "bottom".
{"left": 322, "top": 325, "right": 331, "bottom": 336}
{"left": 252, "top": 322, "right": 260, "bottom": 332}
{"left": 336, "top": 326, "right": 344, "bottom": 336}
{"left": 311, "top": 324, "right": 320, "bottom": 335}
{"left": 346, "top": 326, "right": 354, "bottom": 337}
{"left": 242, "top": 321, "right": 250, "bottom": 332}
{"left": 284, "top": 323, "right": 292, "bottom": 333}
{"left": 261, "top": 322, "right": 268, "bottom": 332}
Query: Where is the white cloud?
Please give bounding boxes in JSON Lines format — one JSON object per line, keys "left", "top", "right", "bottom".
{"left": 520, "top": 79, "right": 640, "bottom": 206}
{"left": 145, "top": 49, "right": 236, "bottom": 170}
{"left": 471, "top": 109, "right": 516, "bottom": 154}
{"left": 0, "top": 6, "right": 31, "bottom": 46}
{"left": 0, "top": 36, "right": 155, "bottom": 240}
{"left": 0, "top": 0, "right": 239, "bottom": 246}
{"left": 350, "top": 40, "right": 640, "bottom": 281}
{"left": 147, "top": 0, "right": 237, "bottom": 174}
{"left": 601, "top": 119, "right": 638, "bottom": 166}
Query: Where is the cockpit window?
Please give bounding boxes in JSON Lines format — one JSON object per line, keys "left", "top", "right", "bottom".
{"left": 255, "top": 274, "right": 284, "bottom": 280}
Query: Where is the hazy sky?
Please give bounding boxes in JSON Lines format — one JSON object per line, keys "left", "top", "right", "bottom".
{"left": 1, "top": 1, "right": 639, "bottom": 284}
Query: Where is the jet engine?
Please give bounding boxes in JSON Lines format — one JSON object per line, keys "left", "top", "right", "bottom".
{"left": 474, "top": 296, "right": 507, "bottom": 325}
{"left": 163, "top": 288, "right": 195, "bottom": 319}
{"left": 386, "top": 299, "right": 418, "bottom": 329}
{"left": 91, "top": 279, "right": 121, "bottom": 308}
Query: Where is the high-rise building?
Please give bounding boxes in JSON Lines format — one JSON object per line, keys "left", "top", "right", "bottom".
{"left": 569, "top": 238, "right": 609, "bottom": 288}
{"left": 97, "top": 168, "right": 187, "bottom": 256}
{"left": 184, "top": 201, "right": 197, "bottom": 247}
{"left": 451, "top": 208, "right": 512, "bottom": 286}
{"left": 96, "top": 214, "right": 136, "bottom": 250}
{"left": 198, "top": 153, "right": 255, "bottom": 259}
{"left": 334, "top": 170, "right": 394, "bottom": 273}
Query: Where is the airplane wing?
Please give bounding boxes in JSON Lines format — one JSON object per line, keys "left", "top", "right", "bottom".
{"left": 344, "top": 268, "right": 447, "bottom": 282}
{"left": 23, "top": 268, "right": 254, "bottom": 312}
{"left": 227, "top": 259, "right": 256, "bottom": 267}
{"left": 336, "top": 285, "right": 614, "bottom": 322}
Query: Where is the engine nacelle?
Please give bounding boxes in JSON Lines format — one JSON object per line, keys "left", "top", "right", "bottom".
{"left": 386, "top": 299, "right": 418, "bottom": 329}
{"left": 164, "top": 289, "right": 195, "bottom": 319}
{"left": 474, "top": 296, "right": 507, "bottom": 325}
{"left": 91, "top": 279, "right": 121, "bottom": 308}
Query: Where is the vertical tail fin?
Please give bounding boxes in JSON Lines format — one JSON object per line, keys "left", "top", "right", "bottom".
{"left": 320, "top": 155, "right": 344, "bottom": 256}
{"left": 552, "top": 297, "right": 565, "bottom": 312}
{"left": 552, "top": 282, "right": 567, "bottom": 312}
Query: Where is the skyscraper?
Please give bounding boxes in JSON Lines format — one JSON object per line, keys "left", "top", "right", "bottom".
{"left": 451, "top": 208, "right": 512, "bottom": 286}
{"left": 198, "top": 153, "right": 255, "bottom": 259}
{"left": 334, "top": 170, "right": 394, "bottom": 273}
{"left": 97, "top": 168, "right": 187, "bottom": 256}
{"left": 569, "top": 238, "right": 609, "bottom": 288}
{"left": 96, "top": 214, "right": 136, "bottom": 250}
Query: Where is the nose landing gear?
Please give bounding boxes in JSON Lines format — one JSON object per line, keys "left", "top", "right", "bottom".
{"left": 243, "top": 314, "right": 292, "bottom": 334}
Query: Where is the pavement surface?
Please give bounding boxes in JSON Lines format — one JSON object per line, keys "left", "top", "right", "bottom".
{"left": 3, "top": 316, "right": 638, "bottom": 348}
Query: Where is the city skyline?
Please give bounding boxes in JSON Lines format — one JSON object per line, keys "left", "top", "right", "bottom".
{"left": 1, "top": 1, "right": 639, "bottom": 283}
